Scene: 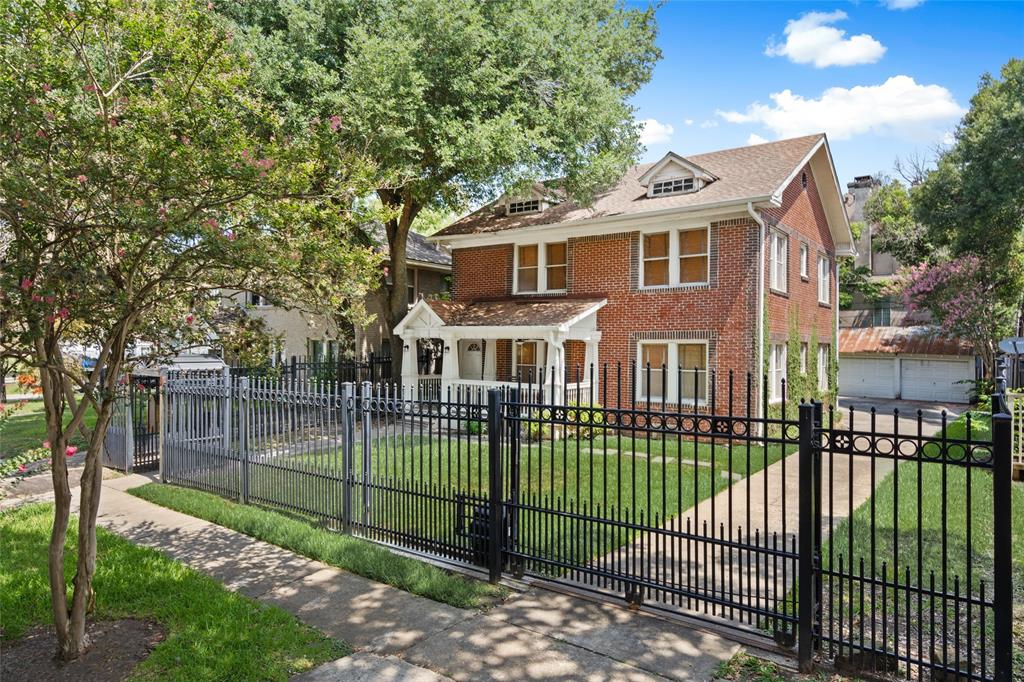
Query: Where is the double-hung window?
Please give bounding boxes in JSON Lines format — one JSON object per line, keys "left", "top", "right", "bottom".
{"left": 799, "top": 243, "right": 809, "bottom": 279}
{"left": 769, "top": 231, "right": 788, "bottom": 293}
{"left": 817, "top": 254, "right": 831, "bottom": 304}
{"left": 800, "top": 342, "right": 808, "bottom": 373}
{"left": 641, "top": 226, "right": 710, "bottom": 288}
{"left": 769, "top": 343, "right": 787, "bottom": 403}
{"left": 636, "top": 341, "right": 708, "bottom": 404}
{"left": 515, "top": 241, "right": 568, "bottom": 293}
{"left": 818, "top": 345, "right": 830, "bottom": 392}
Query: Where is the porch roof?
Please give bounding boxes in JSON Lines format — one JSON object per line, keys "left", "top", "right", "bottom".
{"left": 396, "top": 297, "right": 606, "bottom": 336}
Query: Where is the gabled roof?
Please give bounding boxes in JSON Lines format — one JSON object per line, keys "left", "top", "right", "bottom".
{"left": 435, "top": 134, "right": 828, "bottom": 239}
{"left": 636, "top": 152, "right": 717, "bottom": 186}
{"left": 432, "top": 134, "right": 856, "bottom": 256}
{"left": 395, "top": 297, "right": 607, "bottom": 335}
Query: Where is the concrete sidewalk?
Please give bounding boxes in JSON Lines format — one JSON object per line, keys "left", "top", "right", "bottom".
{"left": 89, "top": 475, "right": 742, "bottom": 681}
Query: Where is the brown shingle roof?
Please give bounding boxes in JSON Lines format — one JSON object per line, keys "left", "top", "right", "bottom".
{"left": 839, "top": 326, "right": 973, "bottom": 357}
{"left": 436, "top": 134, "right": 824, "bottom": 237}
{"left": 427, "top": 298, "right": 605, "bottom": 327}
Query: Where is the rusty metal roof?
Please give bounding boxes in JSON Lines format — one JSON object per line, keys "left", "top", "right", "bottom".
{"left": 839, "top": 326, "right": 973, "bottom": 356}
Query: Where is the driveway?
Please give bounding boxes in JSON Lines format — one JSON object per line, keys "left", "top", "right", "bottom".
{"left": 836, "top": 396, "right": 964, "bottom": 437}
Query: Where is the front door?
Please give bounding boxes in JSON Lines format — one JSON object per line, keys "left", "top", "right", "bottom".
{"left": 459, "top": 339, "right": 485, "bottom": 380}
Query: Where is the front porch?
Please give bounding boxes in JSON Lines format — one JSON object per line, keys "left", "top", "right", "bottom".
{"left": 395, "top": 297, "right": 606, "bottom": 403}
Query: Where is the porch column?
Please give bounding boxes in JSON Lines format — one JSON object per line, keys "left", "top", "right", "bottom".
{"left": 440, "top": 334, "right": 459, "bottom": 398}
{"left": 584, "top": 338, "right": 600, "bottom": 402}
{"left": 400, "top": 335, "right": 419, "bottom": 399}
{"left": 548, "top": 336, "right": 564, "bottom": 403}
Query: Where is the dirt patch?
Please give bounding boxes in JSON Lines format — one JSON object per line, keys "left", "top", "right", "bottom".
{"left": 1, "top": 619, "right": 166, "bottom": 681}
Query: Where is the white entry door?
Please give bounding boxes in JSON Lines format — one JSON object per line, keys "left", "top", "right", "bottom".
{"left": 838, "top": 356, "right": 897, "bottom": 399}
{"left": 459, "top": 339, "right": 485, "bottom": 380}
{"left": 900, "top": 357, "right": 973, "bottom": 403}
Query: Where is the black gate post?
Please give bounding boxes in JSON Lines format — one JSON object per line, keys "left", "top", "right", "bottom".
{"left": 991, "top": 408, "right": 1013, "bottom": 682}
{"left": 340, "top": 382, "right": 355, "bottom": 534}
{"left": 508, "top": 388, "right": 523, "bottom": 578}
{"left": 797, "top": 401, "right": 817, "bottom": 673}
{"left": 812, "top": 400, "right": 824, "bottom": 643}
{"left": 487, "top": 388, "right": 504, "bottom": 583}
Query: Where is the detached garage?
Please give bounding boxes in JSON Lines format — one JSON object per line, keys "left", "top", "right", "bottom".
{"left": 838, "top": 327, "right": 977, "bottom": 403}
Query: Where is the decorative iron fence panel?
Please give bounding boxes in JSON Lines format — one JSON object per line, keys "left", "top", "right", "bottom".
{"left": 159, "top": 370, "right": 1014, "bottom": 681}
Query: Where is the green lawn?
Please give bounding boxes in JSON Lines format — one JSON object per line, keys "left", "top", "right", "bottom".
{"left": 819, "top": 408, "right": 1024, "bottom": 672}
{"left": 164, "top": 430, "right": 791, "bottom": 576}
{"left": 0, "top": 503, "right": 345, "bottom": 680}
{"left": 129, "top": 482, "right": 505, "bottom": 609}
{"left": 0, "top": 399, "right": 98, "bottom": 459}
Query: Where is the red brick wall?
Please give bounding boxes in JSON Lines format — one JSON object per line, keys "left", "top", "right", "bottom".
{"left": 760, "top": 163, "right": 836, "bottom": 350}
{"left": 452, "top": 245, "right": 512, "bottom": 301}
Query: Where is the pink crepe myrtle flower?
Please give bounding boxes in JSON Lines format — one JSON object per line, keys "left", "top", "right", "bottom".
{"left": 43, "top": 440, "right": 51, "bottom": 448}
{"left": 117, "top": 248, "right": 126, "bottom": 257}
{"left": 65, "top": 446, "right": 78, "bottom": 457}
{"left": 20, "top": 278, "right": 33, "bottom": 291}
{"left": 31, "top": 294, "right": 42, "bottom": 302}
{"left": 58, "top": 307, "right": 69, "bottom": 319}
{"left": 44, "top": 295, "right": 54, "bottom": 304}
{"left": 42, "top": 83, "right": 51, "bottom": 93}
{"left": 35, "top": 129, "right": 47, "bottom": 138}
{"left": 76, "top": 174, "right": 87, "bottom": 184}
{"left": 204, "top": 218, "right": 219, "bottom": 229}
{"left": 185, "top": 314, "right": 195, "bottom": 324}
{"left": 158, "top": 206, "right": 168, "bottom": 220}
{"left": 329, "top": 115, "right": 342, "bottom": 132}
{"left": 84, "top": 84, "right": 97, "bottom": 93}
{"left": 17, "top": 464, "right": 26, "bottom": 472}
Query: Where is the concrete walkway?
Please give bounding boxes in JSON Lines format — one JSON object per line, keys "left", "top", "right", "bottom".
{"left": 82, "top": 475, "right": 741, "bottom": 681}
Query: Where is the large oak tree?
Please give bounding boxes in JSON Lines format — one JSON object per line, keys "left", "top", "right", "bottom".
{"left": 221, "top": 0, "right": 661, "bottom": 375}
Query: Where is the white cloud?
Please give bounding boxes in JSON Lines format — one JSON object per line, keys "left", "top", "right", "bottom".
{"left": 638, "top": 118, "right": 674, "bottom": 145}
{"left": 881, "top": 0, "right": 924, "bottom": 9}
{"left": 699, "top": 120, "right": 719, "bottom": 129}
{"left": 747, "top": 133, "right": 769, "bottom": 146}
{"left": 716, "top": 76, "right": 965, "bottom": 141}
{"left": 766, "top": 10, "right": 886, "bottom": 68}
{"left": 684, "top": 119, "right": 695, "bottom": 126}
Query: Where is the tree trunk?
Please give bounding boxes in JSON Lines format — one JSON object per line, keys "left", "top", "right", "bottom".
{"left": 379, "top": 191, "right": 422, "bottom": 384}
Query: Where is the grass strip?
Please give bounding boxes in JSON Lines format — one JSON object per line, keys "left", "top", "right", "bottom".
{"left": 129, "top": 482, "right": 506, "bottom": 609}
{"left": 0, "top": 503, "right": 345, "bottom": 680}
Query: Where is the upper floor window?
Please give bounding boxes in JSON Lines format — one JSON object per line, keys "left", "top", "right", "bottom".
{"left": 637, "top": 341, "right": 708, "bottom": 404}
{"left": 651, "top": 177, "right": 695, "bottom": 197}
{"left": 515, "top": 242, "right": 567, "bottom": 293}
{"left": 769, "top": 230, "right": 788, "bottom": 293}
{"left": 641, "top": 226, "right": 710, "bottom": 289}
{"left": 872, "top": 299, "right": 891, "bottom": 326}
{"left": 799, "top": 243, "right": 809, "bottom": 279}
{"left": 817, "top": 254, "right": 831, "bottom": 304}
{"left": 507, "top": 199, "right": 540, "bottom": 215}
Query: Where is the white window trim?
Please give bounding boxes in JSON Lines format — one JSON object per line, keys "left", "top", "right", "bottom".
{"left": 800, "top": 342, "right": 808, "bottom": 373}
{"left": 512, "top": 339, "right": 547, "bottom": 382}
{"left": 650, "top": 176, "right": 696, "bottom": 197}
{"left": 817, "top": 254, "right": 831, "bottom": 304}
{"left": 769, "top": 343, "right": 787, "bottom": 404}
{"left": 799, "top": 243, "right": 809, "bottom": 279}
{"left": 817, "top": 345, "right": 830, "bottom": 392}
{"left": 635, "top": 339, "right": 709, "bottom": 405}
{"left": 638, "top": 225, "right": 711, "bottom": 290}
{"left": 513, "top": 242, "right": 567, "bottom": 294}
{"left": 507, "top": 198, "right": 541, "bottom": 215}
{"left": 769, "top": 230, "right": 788, "bottom": 293}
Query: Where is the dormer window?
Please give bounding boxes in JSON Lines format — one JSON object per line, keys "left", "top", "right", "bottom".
{"left": 507, "top": 199, "right": 541, "bottom": 215}
{"left": 651, "top": 177, "right": 695, "bottom": 197}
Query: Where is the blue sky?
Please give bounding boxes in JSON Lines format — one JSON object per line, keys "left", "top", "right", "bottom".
{"left": 630, "top": 1, "right": 1023, "bottom": 185}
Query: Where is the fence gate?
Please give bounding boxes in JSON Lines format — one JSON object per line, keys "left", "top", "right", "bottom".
{"left": 159, "top": 373, "right": 1015, "bottom": 681}
{"left": 103, "top": 373, "right": 161, "bottom": 472}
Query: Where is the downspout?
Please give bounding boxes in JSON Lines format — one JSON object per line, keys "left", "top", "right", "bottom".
{"left": 748, "top": 202, "right": 766, "bottom": 418}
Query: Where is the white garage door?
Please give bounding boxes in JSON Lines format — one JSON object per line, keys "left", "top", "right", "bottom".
{"left": 901, "top": 358, "right": 973, "bottom": 403}
{"left": 839, "top": 356, "right": 897, "bottom": 399}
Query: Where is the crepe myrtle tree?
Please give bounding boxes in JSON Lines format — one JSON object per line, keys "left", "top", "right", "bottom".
{"left": 0, "top": 0, "right": 380, "bottom": 660}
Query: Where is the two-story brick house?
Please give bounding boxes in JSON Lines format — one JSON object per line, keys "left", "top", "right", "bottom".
{"left": 395, "top": 134, "right": 855, "bottom": 412}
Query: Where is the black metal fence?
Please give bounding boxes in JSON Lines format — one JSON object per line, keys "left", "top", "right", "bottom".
{"left": 159, "top": 367, "right": 1015, "bottom": 681}
{"left": 230, "top": 354, "right": 392, "bottom": 388}
{"left": 102, "top": 373, "right": 160, "bottom": 472}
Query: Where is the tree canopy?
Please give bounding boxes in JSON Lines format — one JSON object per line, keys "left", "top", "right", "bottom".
{"left": 221, "top": 0, "right": 662, "bottom": 372}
